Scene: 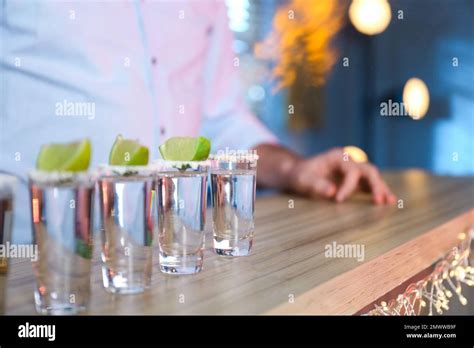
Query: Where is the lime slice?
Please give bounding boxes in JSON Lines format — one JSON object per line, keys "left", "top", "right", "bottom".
{"left": 159, "top": 136, "right": 211, "bottom": 161}
{"left": 109, "top": 135, "right": 149, "bottom": 166}
{"left": 36, "top": 139, "right": 91, "bottom": 172}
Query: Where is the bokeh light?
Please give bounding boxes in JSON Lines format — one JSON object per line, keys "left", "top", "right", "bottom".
{"left": 403, "top": 77, "right": 430, "bottom": 120}
{"left": 344, "top": 146, "right": 369, "bottom": 163}
{"left": 226, "top": 0, "right": 250, "bottom": 33}
{"left": 349, "top": 0, "right": 392, "bottom": 36}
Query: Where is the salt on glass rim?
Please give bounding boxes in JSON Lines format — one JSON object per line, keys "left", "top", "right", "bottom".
{"left": 28, "top": 170, "right": 94, "bottom": 185}
{"left": 153, "top": 159, "right": 210, "bottom": 170}
{"left": 97, "top": 164, "right": 155, "bottom": 176}
{"left": 208, "top": 153, "right": 259, "bottom": 163}
{"left": 0, "top": 174, "right": 17, "bottom": 195}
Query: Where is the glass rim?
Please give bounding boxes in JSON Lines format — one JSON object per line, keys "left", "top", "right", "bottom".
{"left": 0, "top": 174, "right": 17, "bottom": 194}
{"left": 97, "top": 164, "right": 155, "bottom": 177}
{"left": 208, "top": 153, "right": 259, "bottom": 163}
{"left": 28, "top": 169, "right": 95, "bottom": 185}
{"left": 153, "top": 159, "right": 210, "bottom": 169}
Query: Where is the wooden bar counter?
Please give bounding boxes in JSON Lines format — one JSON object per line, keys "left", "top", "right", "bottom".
{"left": 3, "top": 170, "right": 474, "bottom": 315}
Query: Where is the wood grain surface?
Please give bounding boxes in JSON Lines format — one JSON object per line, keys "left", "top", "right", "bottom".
{"left": 2, "top": 170, "right": 474, "bottom": 315}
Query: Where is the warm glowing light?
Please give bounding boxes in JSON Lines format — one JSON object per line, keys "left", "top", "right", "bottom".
{"left": 255, "top": 0, "right": 344, "bottom": 89}
{"left": 349, "top": 0, "right": 392, "bottom": 35}
{"left": 403, "top": 77, "right": 430, "bottom": 120}
{"left": 343, "top": 146, "right": 368, "bottom": 163}
{"left": 32, "top": 198, "right": 40, "bottom": 223}
{"left": 367, "top": 231, "right": 474, "bottom": 315}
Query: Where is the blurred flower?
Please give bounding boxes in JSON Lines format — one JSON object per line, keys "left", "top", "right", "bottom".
{"left": 255, "top": 0, "right": 345, "bottom": 90}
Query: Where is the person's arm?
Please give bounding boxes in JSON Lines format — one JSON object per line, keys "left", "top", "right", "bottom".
{"left": 200, "top": 4, "right": 395, "bottom": 205}
{"left": 252, "top": 143, "right": 301, "bottom": 191}
{"left": 254, "top": 143, "right": 397, "bottom": 205}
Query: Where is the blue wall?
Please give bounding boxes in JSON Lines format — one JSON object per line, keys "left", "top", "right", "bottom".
{"left": 257, "top": 0, "right": 474, "bottom": 175}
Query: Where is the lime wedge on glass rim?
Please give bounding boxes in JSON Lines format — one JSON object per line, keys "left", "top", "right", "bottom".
{"left": 109, "top": 135, "right": 149, "bottom": 166}
{"left": 36, "top": 139, "right": 91, "bottom": 172}
{"left": 159, "top": 136, "right": 210, "bottom": 161}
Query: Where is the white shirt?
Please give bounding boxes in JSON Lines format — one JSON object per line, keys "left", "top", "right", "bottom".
{"left": 0, "top": 0, "right": 276, "bottom": 242}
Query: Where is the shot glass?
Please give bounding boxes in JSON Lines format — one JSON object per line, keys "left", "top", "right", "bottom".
{"left": 0, "top": 174, "right": 16, "bottom": 314}
{"left": 210, "top": 153, "right": 258, "bottom": 256}
{"left": 29, "top": 171, "right": 95, "bottom": 315}
{"left": 156, "top": 160, "right": 209, "bottom": 274}
{"left": 97, "top": 166, "right": 154, "bottom": 294}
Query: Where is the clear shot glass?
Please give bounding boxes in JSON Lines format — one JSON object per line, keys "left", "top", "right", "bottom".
{"left": 97, "top": 165, "right": 154, "bottom": 294}
{"left": 0, "top": 174, "right": 17, "bottom": 314}
{"left": 155, "top": 160, "right": 209, "bottom": 274}
{"left": 210, "top": 153, "right": 258, "bottom": 257}
{"left": 29, "top": 171, "right": 95, "bottom": 314}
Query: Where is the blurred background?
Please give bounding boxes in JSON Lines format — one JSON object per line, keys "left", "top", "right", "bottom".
{"left": 227, "top": 0, "right": 474, "bottom": 175}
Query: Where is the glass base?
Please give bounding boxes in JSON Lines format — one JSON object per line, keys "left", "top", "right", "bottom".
{"left": 101, "top": 267, "right": 149, "bottom": 294}
{"left": 159, "top": 252, "right": 203, "bottom": 274}
{"left": 34, "top": 291, "right": 87, "bottom": 315}
{"left": 214, "top": 237, "right": 253, "bottom": 257}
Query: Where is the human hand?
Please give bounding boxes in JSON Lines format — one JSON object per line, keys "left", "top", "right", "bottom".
{"left": 288, "top": 148, "right": 396, "bottom": 205}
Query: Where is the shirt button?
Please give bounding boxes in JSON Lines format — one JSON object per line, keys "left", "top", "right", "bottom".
{"left": 151, "top": 57, "right": 157, "bottom": 65}
{"left": 160, "top": 127, "right": 166, "bottom": 136}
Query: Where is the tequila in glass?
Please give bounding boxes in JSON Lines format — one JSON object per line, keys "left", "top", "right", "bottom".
{"left": 0, "top": 174, "right": 16, "bottom": 314}
{"left": 29, "top": 171, "right": 95, "bottom": 315}
{"left": 98, "top": 166, "right": 154, "bottom": 294}
{"left": 210, "top": 153, "right": 257, "bottom": 256}
{"left": 156, "top": 160, "right": 208, "bottom": 274}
